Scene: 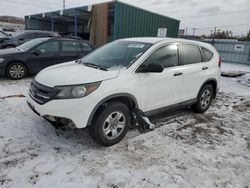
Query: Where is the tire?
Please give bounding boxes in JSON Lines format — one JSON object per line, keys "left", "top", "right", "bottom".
{"left": 192, "top": 84, "right": 213, "bottom": 113}
{"left": 90, "top": 102, "right": 131, "bottom": 147}
{"left": 7, "top": 62, "right": 27, "bottom": 80}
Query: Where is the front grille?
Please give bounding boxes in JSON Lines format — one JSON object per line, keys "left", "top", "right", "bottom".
{"left": 29, "top": 79, "right": 58, "bottom": 105}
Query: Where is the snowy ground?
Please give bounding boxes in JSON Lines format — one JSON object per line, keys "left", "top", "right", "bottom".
{"left": 0, "top": 63, "right": 250, "bottom": 188}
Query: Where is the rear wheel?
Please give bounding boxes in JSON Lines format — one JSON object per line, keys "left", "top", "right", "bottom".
{"left": 7, "top": 62, "right": 27, "bottom": 80}
{"left": 192, "top": 85, "right": 213, "bottom": 113}
{"left": 90, "top": 102, "right": 130, "bottom": 147}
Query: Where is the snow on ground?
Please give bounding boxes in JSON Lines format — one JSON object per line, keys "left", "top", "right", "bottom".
{"left": 0, "top": 63, "right": 250, "bottom": 188}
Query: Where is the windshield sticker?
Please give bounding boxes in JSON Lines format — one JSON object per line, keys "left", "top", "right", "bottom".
{"left": 128, "top": 44, "right": 145, "bottom": 48}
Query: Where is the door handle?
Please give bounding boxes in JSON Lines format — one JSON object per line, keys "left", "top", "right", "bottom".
{"left": 202, "top": 66, "right": 208, "bottom": 70}
{"left": 174, "top": 72, "right": 183, "bottom": 77}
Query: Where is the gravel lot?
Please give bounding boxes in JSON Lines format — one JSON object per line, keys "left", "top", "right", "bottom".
{"left": 0, "top": 63, "right": 250, "bottom": 188}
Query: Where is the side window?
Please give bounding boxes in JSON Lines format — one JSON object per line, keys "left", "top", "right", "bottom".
{"left": 81, "top": 42, "right": 92, "bottom": 51}
{"left": 201, "top": 47, "right": 213, "bottom": 62}
{"left": 143, "top": 44, "right": 178, "bottom": 68}
{"left": 36, "top": 41, "right": 59, "bottom": 53}
{"left": 62, "top": 41, "right": 81, "bottom": 52}
{"left": 180, "top": 44, "right": 202, "bottom": 65}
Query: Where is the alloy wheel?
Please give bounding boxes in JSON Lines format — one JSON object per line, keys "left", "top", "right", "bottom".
{"left": 9, "top": 64, "right": 25, "bottom": 79}
{"left": 200, "top": 89, "right": 211, "bottom": 109}
{"left": 103, "top": 111, "right": 126, "bottom": 140}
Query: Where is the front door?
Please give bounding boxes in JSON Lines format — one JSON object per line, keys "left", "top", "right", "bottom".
{"left": 27, "top": 40, "right": 60, "bottom": 73}
{"left": 137, "top": 44, "right": 182, "bottom": 112}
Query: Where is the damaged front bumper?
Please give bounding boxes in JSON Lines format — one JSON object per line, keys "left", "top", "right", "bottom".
{"left": 27, "top": 101, "right": 76, "bottom": 129}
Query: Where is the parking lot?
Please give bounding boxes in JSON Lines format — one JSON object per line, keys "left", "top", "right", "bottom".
{"left": 0, "top": 63, "right": 250, "bottom": 188}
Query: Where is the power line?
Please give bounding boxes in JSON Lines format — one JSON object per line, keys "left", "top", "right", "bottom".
{"left": 185, "top": 23, "right": 250, "bottom": 31}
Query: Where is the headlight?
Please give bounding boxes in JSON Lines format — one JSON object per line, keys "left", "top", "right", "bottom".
{"left": 0, "top": 58, "right": 5, "bottom": 63}
{"left": 54, "top": 82, "right": 101, "bottom": 99}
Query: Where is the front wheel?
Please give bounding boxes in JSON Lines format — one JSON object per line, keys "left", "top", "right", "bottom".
{"left": 90, "top": 102, "right": 131, "bottom": 147}
{"left": 7, "top": 62, "right": 27, "bottom": 80}
{"left": 192, "top": 85, "right": 213, "bottom": 113}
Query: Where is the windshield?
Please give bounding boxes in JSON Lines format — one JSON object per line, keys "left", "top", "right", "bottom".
{"left": 80, "top": 40, "right": 152, "bottom": 70}
{"left": 0, "top": 32, "right": 7, "bottom": 38}
{"left": 17, "top": 38, "right": 49, "bottom": 51}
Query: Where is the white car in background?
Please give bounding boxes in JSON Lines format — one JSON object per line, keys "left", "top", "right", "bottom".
{"left": 27, "top": 37, "right": 221, "bottom": 146}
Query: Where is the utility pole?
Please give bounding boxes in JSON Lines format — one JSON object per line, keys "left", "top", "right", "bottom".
{"left": 192, "top": 28, "right": 197, "bottom": 36}
{"left": 185, "top": 27, "right": 188, "bottom": 36}
{"left": 210, "top": 30, "right": 213, "bottom": 37}
{"left": 63, "top": 0, "right": 65, "bottom": 10}
{"left": 212, "top": 27, "right": 217, "bottom": 46}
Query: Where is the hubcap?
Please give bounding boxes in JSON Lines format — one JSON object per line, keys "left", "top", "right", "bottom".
{"left": 103, "top": 111, "right": 126, "bottom": 140}
{"left": 200, "top": 89, "right": 211, "bottom": 109}
{"left": 9, "top": 64, "right": 25, "bottom": 79}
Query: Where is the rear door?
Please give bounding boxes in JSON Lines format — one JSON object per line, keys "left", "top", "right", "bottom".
{"left": 26, "top": 40, "right": 60, "bottom": 73}
{"left": 177, "top": 44, "right": 208, "bottom": 102}
{"left": 137, "top": 44, "right": 183, "bottom": 112}
{"left": 60, "top": 40, "right": 82, "bottom": 62}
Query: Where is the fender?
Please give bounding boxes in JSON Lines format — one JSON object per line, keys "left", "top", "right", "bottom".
{"left": 87, "top": 93, "right": 138, "bottom": 126}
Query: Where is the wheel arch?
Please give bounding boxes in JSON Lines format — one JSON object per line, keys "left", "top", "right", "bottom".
{"left": 198, "top": 78, "right": 218, "bottom": 99}
{"left": 87, "top": 93, "right": 138, "bottom": 126}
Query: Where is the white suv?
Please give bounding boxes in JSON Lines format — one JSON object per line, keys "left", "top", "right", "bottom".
{"left": 27, "top": 38, "right": 221, "bottom": 146}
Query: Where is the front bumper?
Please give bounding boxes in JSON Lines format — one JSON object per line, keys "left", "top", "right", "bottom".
{"left": 26, "top": 94, "right": 97, "bottom": 128}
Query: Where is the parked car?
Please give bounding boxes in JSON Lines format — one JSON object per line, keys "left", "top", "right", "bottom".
{"left": 0, "top": 37, "right": 95, "bottom": 79}
{"left": 0, "top": 31, "right": 9, "bottom": 47}
{"left": 27, "top": 38, "right": 221, "bottom": 146}
{"left": 0, "top": 30, "right": 59, "bottom": 49}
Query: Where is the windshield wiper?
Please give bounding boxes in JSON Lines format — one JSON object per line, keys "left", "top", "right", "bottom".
{"left": 82, "top": 62, "right": 107, "bottom": 71}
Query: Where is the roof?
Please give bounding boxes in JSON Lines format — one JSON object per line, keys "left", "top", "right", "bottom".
{"left": 120, "top": 37, "right": 169, "bottom": 44}
{"left": 25, "top": 0, "right": 179, "bottom": 22}
{"left": 119, "top": 37, "right": 214, "bottom": 48}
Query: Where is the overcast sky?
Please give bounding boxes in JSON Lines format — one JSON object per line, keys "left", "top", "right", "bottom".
{"left": 0, "top": 0, "right": 249, "bottom": 36}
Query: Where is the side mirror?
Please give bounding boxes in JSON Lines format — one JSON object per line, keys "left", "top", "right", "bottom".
{"left": 140, "top": 63, "right": 164, "bottom": 73}
{"left": 32, "top": 49, "right": 41, "bottom": 56}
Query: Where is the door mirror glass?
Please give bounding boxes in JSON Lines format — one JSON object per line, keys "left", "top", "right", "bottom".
{"left": 140, "top": 63, "right": 164, "bottom": 73}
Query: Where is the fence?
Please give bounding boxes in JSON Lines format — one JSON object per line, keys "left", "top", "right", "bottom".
{"left": 203, "top": 39, "right": 250, "bottom": 65}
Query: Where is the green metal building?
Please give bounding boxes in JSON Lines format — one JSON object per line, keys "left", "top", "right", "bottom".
{"left": 25, "top": 1, "right": 180, "bottom": 46}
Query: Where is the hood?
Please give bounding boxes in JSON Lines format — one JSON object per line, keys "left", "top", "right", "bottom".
{"left": 0, "top": 48, "right": 21, "bottom": 56}
{"left": 35, "top": 61, "right": 120, "bottom": 87}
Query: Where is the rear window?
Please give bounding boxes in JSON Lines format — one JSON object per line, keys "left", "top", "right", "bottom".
{"left": 180, "top": 44, "right": 202, "bottom": 65}
{"left": 201, "top": 47, "right": 213, "bottom": 62}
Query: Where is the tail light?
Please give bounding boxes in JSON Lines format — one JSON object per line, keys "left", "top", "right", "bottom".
{"left": 218, "top": 57, "right": 222, "bottom": 68}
